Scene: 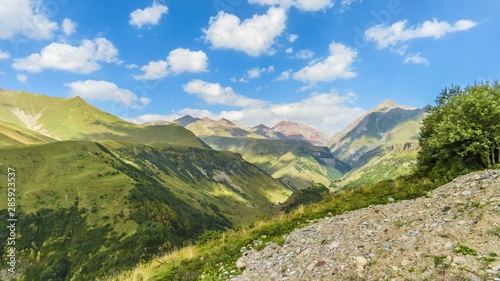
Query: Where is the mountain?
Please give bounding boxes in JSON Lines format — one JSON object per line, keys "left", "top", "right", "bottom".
{"left": 185, "top": 117, "right": 264, "bottom": 138}
{"left": 0, "top": 89, "right": 207, "bottom": 148}
{"left": 250, "top": 124, "right": 288, "bottom": 139}
{"left": 329, "top": 99, "right": 426, "bottom": 187}
{"left": 142, "top": 120, "right": 172, "bottom": 126}
{"left": 0, "top": 89, "right": 293, "bottom": 280}
{"left": 202, "top": 136, "right": 350, "bottom": 190}
{"left": 174, "top": 115, "right": 200, "bottom": 127}
{"left": 272, "top": 120, "right": 329, "bottom": 145}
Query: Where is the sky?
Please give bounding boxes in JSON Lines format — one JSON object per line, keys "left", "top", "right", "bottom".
{"left": 0, "top": 0, "right": 499, "bottom": 135}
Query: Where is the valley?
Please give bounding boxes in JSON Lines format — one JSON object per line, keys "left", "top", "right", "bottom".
{"left": 0, "top": 88, "right": 453, "bottom": 280}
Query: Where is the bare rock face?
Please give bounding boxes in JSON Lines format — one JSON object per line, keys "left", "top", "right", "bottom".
{"left": 272, "top": 121, "right": 328, "bottom": 146}
{"left": 231, "top": 170, "right": 500, "bottom": 281}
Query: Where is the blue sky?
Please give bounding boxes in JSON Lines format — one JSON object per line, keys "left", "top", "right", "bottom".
{"left": 0, "top": 0, "right": 499, "bottom": 134}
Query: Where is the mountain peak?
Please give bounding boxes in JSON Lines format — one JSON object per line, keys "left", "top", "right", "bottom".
{"left": 201, "top": 116, "right": 214, "bottom": 122}
{"left": 272, "top": 120, "right": 328, "bottom": 145}
{"left": 174, "top": 115, "right": 200, "bottom": 127}
{"left": 373, "top": 99, "right": 413, "bottom": 113}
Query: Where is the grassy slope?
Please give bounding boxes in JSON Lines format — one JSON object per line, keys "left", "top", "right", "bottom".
{"left": 202, "top": 136, "right": 350, "bottom": 190}
{"left": 105, "top": 141, "right": 292, "bottom": 224}
{"left": 0, "top": 121, "right": 56, "bottom": 146}
{"left": 330, "top": 107, "right": 425, "bottom": 167}
{"left": 0, "top": 140, "right": 291, "bottom": 279}
{"left": 332, "top": 110, "right": 425, "bottom": 187}
{"left": 0, "top": 90, "right": 207, "bottom": 148}
{"left": 103, "top": 173, "right": 438, "bottom": 281}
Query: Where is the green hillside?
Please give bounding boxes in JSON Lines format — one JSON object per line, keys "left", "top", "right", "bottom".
{"left": 330, "top": 106, "right": 425, "bottom": 167}
{"left": 202, "top": 136, "right": 350, "bottom": 190}
{"left": 0, "top": 89, "right": 207, "bottom": 148}
{"left": 0, "top": 140, "right": 291, "bottom": 280}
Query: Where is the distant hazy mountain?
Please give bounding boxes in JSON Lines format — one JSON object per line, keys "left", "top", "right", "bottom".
{"left": 250, "top": 124, "right": 288, "bottom": 140}
{"left": 174, "top": 115, "right": 201, "bottom": 127}
{"left": 142, "top": 120, "right": 172, "bottom": 126}
{"left": 272, "top": 120, "right": 329, "bottom": 146}
{"left": 185, "top": 117, "right": 265, "bottom": 138}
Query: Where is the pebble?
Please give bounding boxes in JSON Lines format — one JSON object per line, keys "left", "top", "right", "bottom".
{"left": 231, "top": 170, "right": 500, "bottom": 281}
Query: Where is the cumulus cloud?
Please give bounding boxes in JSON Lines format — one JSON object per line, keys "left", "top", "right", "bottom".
{"left": 289, "top": 34, "right": 298, "bottom": 42}
{"left": 128, "top": 90, "right": 365, "bottom": 135}
{"left": 12, "top": 37, "right": 119, "bottom": 74}
{"left": 134, "top": 60, "right": 169, "bottom": 80}
{"left": 167, "top": 48, "right": 208, "bottom": 74}
{"left": 134, "top": 48, "right": 208, "bottom": 80}
{"left": 202, "top": 7, "right": 286, "bottom": 57}
{"left": 62, "top": 18, "right": 76, "bottom": 36}
{"left": 293, "top": 42, "right": 358, "bottom": 84}
{"left": 248, "top": 0, "right": 333, "bottom": 12}
{"left": 183, "top": 80, "right": 267, "bottom": 108}
{"left": 295, "top": 49, "right": 314, "bottom": 59}
{"left": 365, "top": 19, "right": 478, "bottom": 49}
{"left": 129, "top": 1, "right": 169, "bottom": 28}
{"left": 0, "top": 51, "right": 10, "bottom": 60}
{"left": 0, "top": 0, "right": 58, "bottom": 40}
{"left": 404, "top": 53, "right": 430, "bottom": 65}
{"left": 65, "top": 80, "right": 149, "bottom": 109}
{"left": 276, "top": 69, "right": 292, "bottom": 81}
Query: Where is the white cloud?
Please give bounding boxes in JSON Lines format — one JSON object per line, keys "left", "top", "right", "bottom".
{"left": 183, "top": 79, "right": 267, "bottom": 108}
{"left": 340, "top": 0, "right": 362, "bottom": 11}
{"left": 129, "top": 1, "right": 169, "bottom": 28}
{"left": 289, "top": 34, "right": 298, "bottom": 42}
{"left": 65, "top": 80, "right": 149, "bottom": 108}
{"left": 404, "top": 53, "right": 430, "bottom": 65}
{"left": 134, "top": 48, "right": 208, "bottom": 80}
{"left": 365, "top": 19, "right": 478, "bottom": 49}
{"left": 126, "top": 63, "right": 139, "bottom": 69}
{"left": 202, "top": 7, "right": 286, "bottom": 57}
{"left": 167, "top": 48, "right": 208, "bottom": 74}
{"left": 248, "top": 0, "right": 333, "bottom": 12}
{"left": 12, "top": 37, "right": 119, "bottom": 74}
{"left": 129, "top": 90, "right": 365, "bottom": 134}
{"left": 62, "top": 18, "right": 76, "bottom": 36}
{"left": 285, "top": 47, "right": 294, "bottom": 54}
{"left": 134, "top": 60, "right": 168, "bottom": 80}
{"left": 16, "top": 74, "right": 28, "bottom": 83}
{"left": 0, "top": 51, "right": 10, "bottom": 60}
{"left": 247, "top": 68, "right": 264, "bottom": 79}
{"left": 293, "top": 42, "right": 358, "bottom": 84}
{"left": 295, "top": 49, "right": 314, "bottom": 59}
{"left": 276, "top": 69, "right": 292, "bottom": 81}
{"left": 245, "top": 66, "right": 274, "bottom": 79}
{"left": 0, "top": 0, "right": 58, "bottom": 40}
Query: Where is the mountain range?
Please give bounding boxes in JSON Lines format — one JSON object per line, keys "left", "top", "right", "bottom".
{"left": 163, "top": 98, "right": 425, "bottom": 190}
{"left": 0, "top": 88, "right": 426, "bottom": 279}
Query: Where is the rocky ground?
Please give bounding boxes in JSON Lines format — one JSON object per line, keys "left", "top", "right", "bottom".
{"left": 231, "top": 170, "right": 500, "bottom": 281}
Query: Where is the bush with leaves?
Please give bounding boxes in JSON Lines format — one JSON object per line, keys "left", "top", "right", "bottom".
{"left": 417, "top": 81, "right": 500, "bottom": 182}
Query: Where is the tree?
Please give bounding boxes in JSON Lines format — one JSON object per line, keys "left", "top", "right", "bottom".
{"left": 417, "top": 81, "right": 500, "bottom": 182}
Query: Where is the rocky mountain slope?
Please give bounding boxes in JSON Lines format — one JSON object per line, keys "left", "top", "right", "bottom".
{"left": 233, "top": 170, "right": 500, "bottom": 280}
{"left": 328, "top": 100, "right": 426, "bottom": 187}
{"left": 272, "top": 121, "right": 329, "bottom": 146}
{"left": 202, "top": 136, "right": 350, "bottom": 190}
{"left": 329, "top": 99, "right": 425, "bottom": 167}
